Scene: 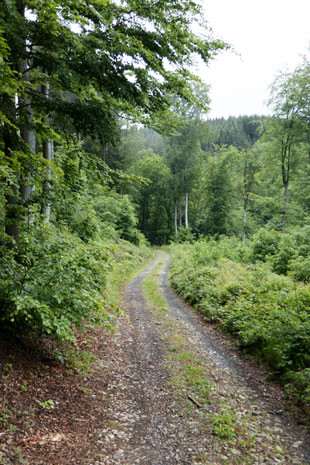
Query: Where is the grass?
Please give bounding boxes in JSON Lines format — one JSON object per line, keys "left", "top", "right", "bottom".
{"left": 142, "top": 255, "right": 213, "bottom": 406}
{"left": 105, "top": 241, "right": 154, "bottom": 307}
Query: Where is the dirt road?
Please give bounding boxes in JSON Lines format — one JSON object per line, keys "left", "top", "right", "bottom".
{"left": 100, "top": 252, "right": 310, "bottom": 465}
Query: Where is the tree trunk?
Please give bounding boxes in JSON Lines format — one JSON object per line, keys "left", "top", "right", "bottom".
{"left": 174, "top": 200, "right": 178, "bottom": 235}
{"left": 179, "top": 201, "right": 182, "bottom": 228}
{"left": 185, "top": 192, "right": 189, "bottom": 229}
{"left": 243, "top": 197, "right": 248, "bottom": 244}
{"left": 281, "top": 136, "right": 291, "bottom": 235}
{"left": 41, "top": 140, "right": 52, "bottom": 222}
{"left": 5, "top": 187, "right": 20, "bottom": 244}
{"left": 41, "top": 80, "right": 52, "bottom": 222}
{"left": 3, "top": 89, "right": 20, "bottom": 243}
{"left": 282, "top": 183, "right": 288, "bottom": 234}
{"left": 20, "top": 58, "right": 36, "bottom": 201}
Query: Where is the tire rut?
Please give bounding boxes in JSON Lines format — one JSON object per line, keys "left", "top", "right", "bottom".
{"left": 101, "top": 252, "right": 310, "bottom": 465}
{"left": 104, "top": 254, "right": 202, "bottom": 465}
{"left": 159, "top": 251, "right": 310, "bottom": 463}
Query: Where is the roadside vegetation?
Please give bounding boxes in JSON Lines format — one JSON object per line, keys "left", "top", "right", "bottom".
{"left": 169, "top": 230, "right": 310, "bottom": 416}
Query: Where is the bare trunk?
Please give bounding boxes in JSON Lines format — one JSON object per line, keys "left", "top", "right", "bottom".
{"left": 242, "top": 197, "right": 248, "bottom": 244}
{"left": 3, "top": 97, "right": 20, "bottom": 243}
{"left": 20, "top": 58, "right": 36, "bottom": 201}
{"left": 179, "top": 202, "right": 182, "bottom": 228}
{"left": 281, "top": 136, "right": 290, "bottom": 235}
{"left": 174, "top": 200, "right": 178, "bottom": 235}
{"left": 282, "top": 184, "right": 288, "bottom": 234}
{"left": 41, "top": 80, "right": 52, "bottom": 222}
{"left": 41, "top": 140, "right": 53, "bottom": 222}
{"left": 185, "top": 192, "right": 189, "bottom": 229}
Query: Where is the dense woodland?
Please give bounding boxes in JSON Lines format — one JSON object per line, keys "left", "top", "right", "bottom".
{"left": 0, "top": 0, "right": 226, "bottom": 343}
{"left": 2, "top": 0, "right": 310, "bottom": 408}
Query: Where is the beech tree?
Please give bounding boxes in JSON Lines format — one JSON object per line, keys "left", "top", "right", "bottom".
{"left": 266, "top": 69, "right": 307, "bottom": 233}
{"left": 0, "top": 0, "right": 226, "bottom": 244}
{"left": 130, "top": 152, "right": 171, "bottom": 244}
{"left": 238, "top": 149, "right": 261, "bottom": 242}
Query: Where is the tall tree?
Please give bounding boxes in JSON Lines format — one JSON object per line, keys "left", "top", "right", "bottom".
{"left": 0, "top": 0, "right": 226, "bottom": 242}
{"left": 267, "top": 69, "right": 306, "bottom": 233}
{"left": 165, "top": 82, "right": 210, "bottom": 231}
{"left": 130, "top": 153, "right": 171, "bottom": 244}
{"left": 199, "top": 147, "right": 236, "bottom": 236}
{"left": 238, "top": 149, "right": 261, "bottom": 242}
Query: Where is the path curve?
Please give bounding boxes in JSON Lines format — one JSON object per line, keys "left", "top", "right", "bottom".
{"left": 101, "top": 252, "right": 310, "bottom": 465}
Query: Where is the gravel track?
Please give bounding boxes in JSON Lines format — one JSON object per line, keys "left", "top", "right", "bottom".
{"left": 101, "top": 252, "right": 310, "bottom": 465}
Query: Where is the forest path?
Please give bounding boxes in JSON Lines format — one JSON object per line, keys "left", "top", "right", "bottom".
{"left": 101, "top": 251, "right": 310, "bottom": 465}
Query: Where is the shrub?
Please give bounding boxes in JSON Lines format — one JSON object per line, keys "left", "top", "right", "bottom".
{"left": 169, "top": 241, "right": 310, "bottom": 408}
{"left": 289, "top": 256, "right": 310, "bottom": 282}
{"left": 250, "top": 228, "right": 282, "bottom": 263}
{"left": 171, "top": 227, "right": 195, "bottom": 244}
{"left": 0, "top": 223, "right": 117, "bottom": 344}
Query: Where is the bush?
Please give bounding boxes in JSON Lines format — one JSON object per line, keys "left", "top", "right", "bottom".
{"left": 94, "top": 191, "right": 143, "bottom": 245}
{"left": 250, "top": 228, "right": 282, "bottom": 263}
{"left": 169, "top": 241, "right": 310, "bottom": 408}
{"left": 171, "top": 227, "right": 195, "bottom": 244}
{"left": 0, "top": 223, "right": 117, "bottom": 344}
{"left": 289, "top": 256, "right": 310, "bottom": 282}
{"left": 269, "top": 234, "right": 297, "bottom": 274}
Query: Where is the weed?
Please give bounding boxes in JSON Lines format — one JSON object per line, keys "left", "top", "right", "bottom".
{"left": 65, "top": 349, "right": 96, "bottom": 376}
{"left": 3, "top": 363, "right": 13, "bottom": 373}
{"left": 2, "top": 363, "right": 13, "bottom": 379}
{"left": 169, "top": 241, "right": 310, "bottom": 409}
{"left": 36, "top": 399, "right": 55, "bottom": 410}
{"left": 15, "top": 447, "right": 25, "bottom": 464}
{"left": 142, "top": 254, "right": 212, "bottom": 406}
{"left": 7, "top": 424, "right": 19, "bottom": 432}
{"left": 79, "top": 385, "right": 92, "bottom": 394}
{"left": 20, "top": 381, "right": 28, "bottom": 392}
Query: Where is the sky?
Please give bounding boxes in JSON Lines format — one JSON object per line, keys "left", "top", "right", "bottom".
{"left": 197, "top": 0, "right": 310, "bottom": 118}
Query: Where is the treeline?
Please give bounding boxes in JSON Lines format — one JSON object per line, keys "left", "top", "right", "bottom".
{"left": 105, "top": 57, "right": 310, "bottom": 245}
{"left": 0, "top": 0, "right": 225, "bottom": 345}
{"left": 206, "top": 115, "right": 265, "bottom": 150}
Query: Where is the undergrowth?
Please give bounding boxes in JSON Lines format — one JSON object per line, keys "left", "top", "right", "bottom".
{"left": 169, "top": 239, "right": 310, "bottom": 415}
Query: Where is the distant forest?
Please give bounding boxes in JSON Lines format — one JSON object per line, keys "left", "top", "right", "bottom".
{"left": 206, "top": 115, "right": 265, "bottom": 149}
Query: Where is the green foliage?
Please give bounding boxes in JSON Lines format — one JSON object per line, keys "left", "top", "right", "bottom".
{"left": 250, "top": 228, "right": 282, "bottom": 262}
{"left": 289, "top": 256, "right": 310, "bottom": 282}
{"left": 0, "top": 222, "right": 117, "bottom": 343}
{"left": 198, "top": 148, "right": 236, "bottom": 236}
{"left": 169, "top": 239, "right": 310, "bottom": 407}
{"left": 206, "top": 115, "right": 265, "bottom": 151}
{"left": 36, "top": 399, "right": 55, "bottom": 410}
{"left": 104, "top": 239, "right": 152, "bottom": 307}
{"left": 130, "top": 153, "right": 172, "bottom": 244}
{"left": 0, "top": 0, "right": 226, "bottom": 346}
{"left": 94, "top": 191, "right": 142, "bottom": 245}
{"left": 172, "top": 226, "right": 195, "bottom": 243}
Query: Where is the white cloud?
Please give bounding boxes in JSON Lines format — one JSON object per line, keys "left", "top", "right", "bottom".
{"left": 199, "top": 0, "right": 310, "bottom": 117}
